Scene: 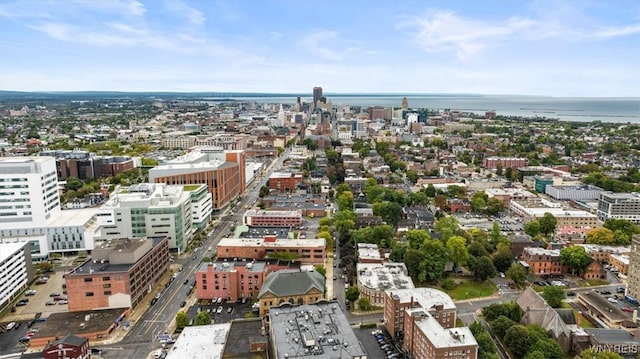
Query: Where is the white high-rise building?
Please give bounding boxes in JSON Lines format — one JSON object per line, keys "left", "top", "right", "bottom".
{"left": 0, "top": 157, "right": 61, "bottom": 229}
{"left": 0, "top": 242, "right": 33, "bottom": 310}
{"left": 0, "top": 157, "right": 98, "bottom": 259}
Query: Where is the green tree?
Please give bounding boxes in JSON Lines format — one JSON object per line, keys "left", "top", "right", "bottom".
{"left": 446, "top": 236, "right": 469, "bottom": 268}
{"left": 39, "top": 261, "right": 54, "bottom": 273}
{"left": 585, "top": 227, "right": 615, "bottom": 245}
{"left": 404, "top": 248, "right": 425, "bottom": 280}
{"left": 357, "top": 297, "right": 372, "bottom": 311}
{"left": 528, "top": 338, "right": 563, "bottom": 359}
{"left": 603, "top": 219, "right": 640, "bottom": 245}
{"left": 176, "top": 311, "right": 189, "bottom": 330}
{"left": 337, "top": 191, "right": 354, "bottom": 211}
{"left": 491, "top": 315, "right": 516, "bottom": 338}
{"left": 315, "top": 265, "right": 326, "bottom": 277}
{"left": 335, "top": 183, "right": 352, "bottom": 198}
{"left": 524, "top": 220, "right": 541, "bottom": 238}
{"left": 471, "top": 191, "right": 488, "bottom": 212}
{"left": 504, "top": 325, "right": 532, "bottom": 358}
{"left": 406, "top": 229, "right": 431, "bottom": 249}
{"left": 559, "top": 245, "right": 591, "bottom": 275}
{"left": 578, "top": 348, "right": 624, "bottom": 359}
{"left": 406, "top": 169, "right": 418, "bottom": 184}
{"left": 485, "top": 198, "right": 506, "bottom": 216}
{"left": 525, "top": 351, "right": 547, "bottom": 359}
{"left": 538, "top": 212, "right": 557, "bottom": 237}
{"left": 542, "top": 285, "right": 565, "bottom": 308}
{"left": 434, "top": 216, "right": 461, "bottom": 242}
{"left": 492, "top": 245, "right": 513, "bottom": 273}
{"left": 482, "top": 302, "right": 522, "bottom": 322}
{"left": 345, "top": 286, "right": 360, "bottom": 303}
{"left": 372, "top": 201, "right": 403, "bottom": 228}
{"left": 194, "top": 311, "right": 212, "bottom": 325}
{"left": 425, "top": 184, "right": 436, "bottom": 197}
{"left": 468, "top": 241, "right": 490, "bottom": 258}
{"left": 506, "top": 263, "right": 527, "bottom": 286}
{"left": 473, "top": 256, "right": 497, "bottom": 281}
{"left": 419, "top": 239, "right": 448, "bottom": 282}
{"left": 258, "top": 185, "right": 270, "bottom": 198}
{"left": 65, "top": 176, "right": 83, "bottom": 191}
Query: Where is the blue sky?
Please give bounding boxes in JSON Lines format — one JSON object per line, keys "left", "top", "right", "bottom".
{"left": 1, "top": 0, "right": 639, "bottom": 96}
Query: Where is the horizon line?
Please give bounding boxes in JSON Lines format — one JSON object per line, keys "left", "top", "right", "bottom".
{"left": 0, "top": 90, "right": 638, "bottom": 99}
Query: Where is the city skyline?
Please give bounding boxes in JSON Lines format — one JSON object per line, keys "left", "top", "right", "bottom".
{"left": 1, "top": 0, "right": 639, "bottom": 97}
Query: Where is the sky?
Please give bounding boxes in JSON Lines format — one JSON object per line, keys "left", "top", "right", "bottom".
{"left": 1, "top": 0, "right": 639, "bottom": 97}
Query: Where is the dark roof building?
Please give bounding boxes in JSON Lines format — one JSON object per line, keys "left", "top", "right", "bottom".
{"left": 258, "top": 270, "right": 325, "bottom": 316}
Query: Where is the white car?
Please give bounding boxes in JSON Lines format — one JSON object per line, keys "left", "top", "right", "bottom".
{"left": 608, "top": 297, "right": 618, "bottom": 303}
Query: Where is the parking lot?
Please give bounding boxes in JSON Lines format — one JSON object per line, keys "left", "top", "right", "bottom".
{"left": 185, "top": 299, "right": 254, "bottom": 325}
{"left": 1, "top": 269, "right": 69, "bottom": 356}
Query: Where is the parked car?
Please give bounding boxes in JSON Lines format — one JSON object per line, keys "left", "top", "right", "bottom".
{"left": 608, "top": 297, "right": 618, "bottom": 303}
{"left": 567, "top": 291, "right": 576, "bottom": 296}
{"left": 58, "top": 300, "right": 68, "bottom": 305}
{"left": 179, "top": 301, "right": 186, "bottom": 307}
{"left": 6, "top": 322, "right": 16, "bottom": 331}
{"left": 227, "top": 307, "right": 233, "bottom": 313}
{"left": 622, "top": 307, "right": 635, "bottom": 313}
{"left": 49, "top": 293, "right": 60, "bottom": 297}
{"left": 216, "top": 306, "right": 223, "bottom": 314}
{"left": 45, "top": 301, "right": 56, "bottom": 306}
{"left": 25, "top": 290, "right": 37, "bottom": 296}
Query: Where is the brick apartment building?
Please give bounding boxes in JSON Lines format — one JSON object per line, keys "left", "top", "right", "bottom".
{"left": 448, "top": 198, "right": 472, "bottom": 213}
{"left": 483, "top": 156, "right": 527, "bottom": 170}
{"left": 243, "top": 209, "right": 302, "bottom": 227}
{"left": 216, "top": 236, "right": 326, "bottom": 265}
{"left": 520, "top": 247, "right": 565, "bottom": 276}
{"left": 268, "top": 172, "right": 303, "bottom": 192}
{"left": 64, "top": 237, "right": 169, "bottom": 312}
{"left": 194, "top": 260, "right": 291, "bottom": 302}
{"left": 384, "top": 288, "right": 477, "bottom": 359}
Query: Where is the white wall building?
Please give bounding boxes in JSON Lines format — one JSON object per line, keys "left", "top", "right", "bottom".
{"left": 0, "top": 242, "right": 33, "bottom": 310}
{"left": 0, "top": 156, "right": 60, "bottom": 230}
{"left": 597, "top": 192, "right": 640, "bottom": 224}
{"left": 95, "top": 184, "right": 193, "bottom": 252}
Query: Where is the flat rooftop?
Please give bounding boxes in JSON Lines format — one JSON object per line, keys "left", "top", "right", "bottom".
{"left": 48, "top": 208, "right": 99, "bottom": 228}
{"left": 0, "top": 242, "right": 28, "bottom": 262}
{"left": 270, "top": 172, "right": 302, "bottom": 179}
{"left": 244, "top": 209, "right": 302, "bottom": 217}
{"left": 241, "top": 227, "right": 292, "bottom": 238}
{"left": 218, "top": 237, "right": 325, "bottom": 248}
{"left": 167, "top": 323, "right": 231, "bottom": 359}
{"left": 29, "top": 308, "right": 127, "bottom": 342}
{"left": 198, "top": 260, "right": 267, "bottom": 273}
{"left": 407, "top": 308, "right": 477, "bottom": 349}
{"left": 357, "top": 263, "right": 414, "bottom": 291}
{"left": 222, "top": 319, "right": 267, "bottom": 358}
{"left": 269, "top": 302, "right": 367, "bottom": 359}
{"left": 387, "top": 287, "right": 456, "bottom": 310}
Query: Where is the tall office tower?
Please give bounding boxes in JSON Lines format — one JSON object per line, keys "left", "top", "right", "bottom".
{"left": 401, "top": 97, "right": 409, "bottom": 109}
{"left": 0, "top": 157, "right": 61, "bottom": 230}
{"left": 313, "top": 86, "right": 323, "bottom": 104}
{"left": 627, "top": 235, "right": 640, "bottom": 300}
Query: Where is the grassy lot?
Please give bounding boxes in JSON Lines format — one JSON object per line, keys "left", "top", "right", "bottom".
{"left": 444, "top": 279, "right": 497, "bottom": 300}
{"left": 576, "top": 279, "right": 609, "bottom": 287}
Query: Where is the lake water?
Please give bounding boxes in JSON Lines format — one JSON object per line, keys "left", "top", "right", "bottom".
{"left": 229, "top": 94, "right": 640, "bottom": 123}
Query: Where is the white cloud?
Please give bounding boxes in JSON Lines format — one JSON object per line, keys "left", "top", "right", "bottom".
{"left": 403, "top": 9, "right": 640, "bottom": 59}
{"left": 70, "top": 0, "right": 146, "bottom": 16}
{"left": 298, "top": 30, "right": 343, "bottom": 61}
{"left": 165, "top": 0, "right": 206, "bottom": 25}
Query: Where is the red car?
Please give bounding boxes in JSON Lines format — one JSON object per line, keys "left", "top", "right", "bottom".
{"left": 622, "top": 307, "right": 635, "bottom": 313}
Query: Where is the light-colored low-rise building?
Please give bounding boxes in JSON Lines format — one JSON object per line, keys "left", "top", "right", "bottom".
{"left": 357, "top": 243, "right": 383, "bottom": 263}
{"left": 243, "top": 209, "right": 303, "bottom": 227}
{"left": 216, "top": 236, "right": 325, "bottom": 265}
{"left": 167, "top": 323, "right": 231, "bottom": 359}
{"left": 509, "top": 198, "right": 599, "bottom": 228}
{"left": 357, "top": 262, "right": 413, "bottom": 306}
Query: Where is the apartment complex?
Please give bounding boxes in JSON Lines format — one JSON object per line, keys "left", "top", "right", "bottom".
{"left": 0, "top": 242, "right": 34, "bottom": 311}
{"left": 39, "top": 150, "right": 139, "bottom": 180}
{"left": 483, "top": 156, "right": 527, "bottom": 170}
{"left": 64, "top": 236, "right": 169, "bottom": 312}
{"left": 216, "top": 236, "right": 326, "bottom": 265}
{"left": 243, "top": 209, "right": 303, "bottom": 227}
{"left": 149, "top": 148, "right": 246, "bottom": 210}
{"left": 195, "top": 261, "right": 267, "bottom": 303}
{"left": 627, "top": 235, "right": 640, "bottom": 300}
{"left": 268, "top": 172, "right": 303, "bottom": 193}
{"left": 520, "top": 247, "right": 564, "bottom": 275}
{"left": 597, "top": 192, "right": 640, "bottom": 224}
{"left": 95, "top": 184, "right": 193, "bottom": 252}
{"left": 383, "top": 288, "right": 477, "bottom": 359}
{"left": 357, "top": 262, "right": 414, "bottom": 306}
